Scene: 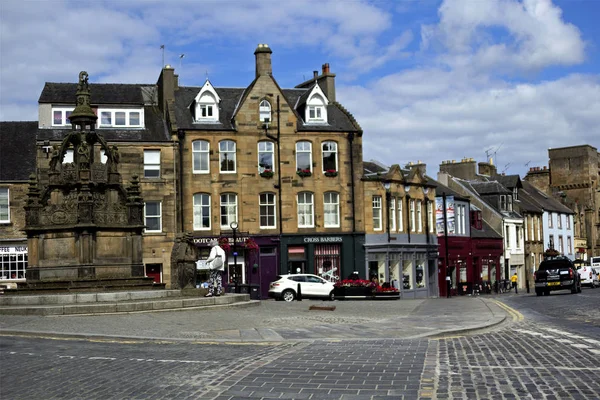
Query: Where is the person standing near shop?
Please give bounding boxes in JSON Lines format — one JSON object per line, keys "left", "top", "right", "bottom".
{"left": 511, "top": 272, "right": 518, "bottom": 294}
{"left": 205, "top": 239, "right": 226, "bottom": 297}
{"left": 446, "top": 275, "right": 452, "bottom": 298}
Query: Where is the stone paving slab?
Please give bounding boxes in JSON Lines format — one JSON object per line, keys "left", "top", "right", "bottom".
{"left": 0, "top": 297, "right": 507, "bottom": 343}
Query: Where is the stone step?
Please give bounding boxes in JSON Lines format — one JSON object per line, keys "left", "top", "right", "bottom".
{"left": 6, "top": 277, "right": 164, "bottom": 294}
{"left": 0, "top": 289, "right": 182, "bottom": 306}
{"left": 0, "top": 293, "right": 255, "bottom": 316}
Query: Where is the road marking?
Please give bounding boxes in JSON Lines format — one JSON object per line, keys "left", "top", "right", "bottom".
{"left": 492, "top": 301, "right": 524, "bottom": 321}
{"left": 2, "top": 351, "right": 219, "bottom": 364}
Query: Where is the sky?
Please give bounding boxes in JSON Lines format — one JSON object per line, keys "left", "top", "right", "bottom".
{"left": 1, "top": 0, "right": 598, "bottom": 178}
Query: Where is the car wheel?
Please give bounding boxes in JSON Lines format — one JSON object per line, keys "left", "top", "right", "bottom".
{"left": 328, "top": 290, "right": 335, "bottom": 301}
{"left": 535, "top": 290, "right": 542, "bottom": 296}
{"left": 282, "top": 289, "right": 296, "bottom": 302}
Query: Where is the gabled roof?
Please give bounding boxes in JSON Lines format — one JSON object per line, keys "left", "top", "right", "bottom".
{"left": 471, "top": 220, "right": 503, "bottom": 239}
{"left": 522, "top": 180, "right": 574, "bottom": 214}
{"left": 173, "top": 85, "right": 360, "bottom": 133}
{"left": 0, "top": 121, "right": 38, "bottom": 181}
{"left": 39, "top": 83, "right": 146, "bottom": 105}
{"left": 494, "top": 174, "right": 522, "bottom": 189}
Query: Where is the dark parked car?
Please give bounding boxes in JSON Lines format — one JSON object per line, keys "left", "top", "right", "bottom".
{"left": 534, "top": 257, "right": 582, "bottom": 296}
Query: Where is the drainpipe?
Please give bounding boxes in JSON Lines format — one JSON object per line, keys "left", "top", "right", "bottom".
{"left": 348, "top": 132, "right": 356, "bottom": 273}
{"left": 177, "top": 129, "right": 185, "bottom": 233}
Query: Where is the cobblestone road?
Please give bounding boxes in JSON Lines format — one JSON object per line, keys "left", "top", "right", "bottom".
{"left": 2, "top": 317, "right": 599, "bottom": 399}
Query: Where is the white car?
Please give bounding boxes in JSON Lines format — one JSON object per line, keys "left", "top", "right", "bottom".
{"left": 268, "top": 274, "right": 335, "bottom": 302}
{"left": 577, "top": 265, "right": 599, "bottom": 288}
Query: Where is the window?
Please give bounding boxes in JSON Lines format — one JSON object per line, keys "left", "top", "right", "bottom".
{"left": 505, "top": 225, "right": 510, "bottom": 248}
{"left": 456, "top": 204, "right": 465, "bottom": 234}
{"left": 0, "top": 247, "right": 27, "bottom": 280}
{"left": 192, "top": 140, "right": 210, "bottom": 173}
{"left": 410, "top": 199, "right": 416, "bottom": 232}
{"left": 144, "top": 150, "right": 161, "bottom": 178}
{"left": 417, "top": 201, "right": 423, "bottom": 232}
{"left": 397, "top": 198, "right": 403, "bottom": 232}
{"left": 144, "top": 201, "right": 162, "bottom": 232}
{"left": 297, "top": 192, "right": 314, "bottom": 228}
{"left": 0, "top": 188, "right": 9, "bottom": 223}
{"left": 195, "top": 89, "right": 219, "bottom": 122}
{"left": 220, "top": 194, "right": 237, "bottom": 228}
{"left": 52, "top": 107, "right": 72, "bottom": 126}
{"left": 516, "top": 226, "right": 521, "bottom": 248}
{"left": 524, "top": 216, "right": 528, "bottom": 241}
{"left": 566, "top": 215, "right": 571, "bottom": 230}
{"left": 219, "top": 140, "right": 236, "bottom": 173}
{"left": 427, "top": 201, "right": 434, "bottom": 233}
{"left": 558, "top": 235, "right": 564, "bottom": 254}
{"left": 306, "top": 93, "right": 327, "bottom": 123}
{"left": 567, "top": 236, "right": 572, "bottom": 254}
{"left": 322, "top": 141, "right": 338, "bottom": 173}
{"left": 507, "top": 195, "right": 513, "bottom": 212}
{"left": 259, "top": 100, "right": 271, "bottom": 124}
{"left": 193, "top": 193, "right": 211, "bottom": 230}
{"left": 548, "top": 212, "right": 553, "bottom": 228}
{"left": 323, "top": 192, "right": 339, "bottom": 228}
{"left": 258, "top": 141, "right": 274, "bottom": 173}
{"left": 500, "top": 195, "right": 506, "bottom": 211}
{"left": 549, "top": 234, "right": 555, "bottom": 249}
{"left": 372, "top": 196, "right": 382, "bottom": 231}
{"left": 296, "top": 141, "right": 312, "bottom": 173}
{"left": 389, "top": 198, "right": 396, "bottom": 231}
{"left": 513, "top": 187, "right": 518, "bottom": 201}
{"left": 98, "top": 108, "right": 143, "bottom": 127}
{"left": 536, "top": 216, "right": 541, "bottom": 241}
{"left": 557, "top": 214, "right": 562, "bottom": 229}
{"left": 259, "top": 193, "right": 276, "bottom": 228}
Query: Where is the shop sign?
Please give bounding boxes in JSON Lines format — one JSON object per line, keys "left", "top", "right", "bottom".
{"left": 303, "top": 236, "right": 343, "bottom": 243}
{"left": 193, "top": 237, "right": 249, "bottom": 245}
{"left": 0, "top": 246, "right": 27, "bottom": 254}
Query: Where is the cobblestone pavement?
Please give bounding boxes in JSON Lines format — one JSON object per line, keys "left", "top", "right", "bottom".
{"left": 2, "top": 317, "right": 599, "bottom": 399}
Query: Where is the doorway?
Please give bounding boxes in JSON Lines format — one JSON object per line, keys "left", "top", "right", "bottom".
{"left": 145, "top": 263, "right": 162, "bottom": 283}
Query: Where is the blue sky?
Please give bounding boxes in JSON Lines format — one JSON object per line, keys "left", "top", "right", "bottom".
{"left": 1, "top": 0, "right": 598, "bottom": 178}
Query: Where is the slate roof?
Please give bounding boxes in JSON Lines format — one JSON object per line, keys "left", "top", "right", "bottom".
{"left": 363, "top": 160, "right": 388, "bottom": 176}
{"left": 39, "top": 83, "right": 146, "bottom": 105}
{"left": 469, "top": 181, "right": 511, "bottom": 195}
{"left": 0, "top": 121, "right": 38, "bottom": 181}
{"left": 521, "top": 181, "right": 574, "bottom": 214}
{"left": 471, "top": 220, "right": 503, "bottom": 239}
{"left": 429, "top": 179, "right": 469, "bottom": 201}
{"left": 173, "top": 85, "right": 359, "bottom": 133}
{"left": 494, "top": 174, "right": 521, "bottom": 189}
{"left": 37, "top": 106, "right": 169, "bottom": 143}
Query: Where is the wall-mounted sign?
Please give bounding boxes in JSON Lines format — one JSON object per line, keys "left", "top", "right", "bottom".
{"left": 303, "top": 236, "right": 343, "bottom": 243}
{"left": 0, "top": 246, "right": 27, "bottom": 254}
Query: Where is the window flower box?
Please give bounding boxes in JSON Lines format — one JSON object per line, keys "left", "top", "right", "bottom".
{"left": 260, "top": 170, "right": 274, "bottom": 178}
{"left": 324, "top": 169, "right": 338, "bottom": 177}
{"left": 296, "top": 169, "right": 312, "bottom": 178}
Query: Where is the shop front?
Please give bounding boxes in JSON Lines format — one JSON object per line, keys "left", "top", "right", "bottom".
{"left": 279, "top": 234, "right": 365, "bottom": 283}
{"left": 365, "top": 233, "right": 438, "bottom": 299}
{"left": 437, "top": 236, "right": 471, "bottom": 297}
{"left": 193, "top": 235, "right": 279, "bottom": 299}
{"left": 471, "top": 237, "right": 503, "bottom": 293}
{"left": 0, "top": 241, "right": 28, "bottom": 285}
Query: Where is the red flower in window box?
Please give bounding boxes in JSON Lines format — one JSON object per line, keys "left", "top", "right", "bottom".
{"left": 260, "top": 169, "right": 274, "bottom": 178}
{"left": 218, "top": 237, "right": 231, "bottom": 252}
{"left": 296, "top": 168, "right": 312, "bottom": 178}
{"left": 324, "top": 169, "right": 338, "bottom": 177}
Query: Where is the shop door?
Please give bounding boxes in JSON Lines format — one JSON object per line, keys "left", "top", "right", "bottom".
{"left": 146, "top": 263, "right": 162, "bottom": 283}
{"left": 259, "top": 248, "right": 278, "bottom": 299}
{"left": 288, "top": 260, "right": 306, "bottom": 274}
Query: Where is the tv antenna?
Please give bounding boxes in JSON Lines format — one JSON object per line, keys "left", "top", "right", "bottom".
{"left": 485, "top": 142, "right": 503, "bottom": 165}
{"left": 524, "top": 160, "right": 531, "bottom": 167}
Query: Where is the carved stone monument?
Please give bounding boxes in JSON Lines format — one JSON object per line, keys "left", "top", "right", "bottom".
{"left": 170, "top": 232, "right": 200, "bottom": 289}
{"left": 21, "top": 72, "right": 150, "bottom": 289}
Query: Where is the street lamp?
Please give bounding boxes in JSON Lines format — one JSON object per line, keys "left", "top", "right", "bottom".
{"left": 230, "top": 221, "right": 239, "bottom": 293}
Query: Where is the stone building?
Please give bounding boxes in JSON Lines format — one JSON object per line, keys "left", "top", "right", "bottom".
{"left": 524, "top": 145, "right": 599, "bottom": 260}
{"left": 157, "top": 45, "right": 365, "bottom": 297}
{"left": 362, "top": 161, "right": 438, "bottom": 299}
{"left": 0, "top": 122, "right": 38, "bottom": 285}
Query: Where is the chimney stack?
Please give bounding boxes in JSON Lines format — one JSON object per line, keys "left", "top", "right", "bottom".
{"left": 313, "top": 70, "right": 318, "bottom": 78}
{"left": 295, "top": 62, "right": 336, "bottom": 102}
{"left": 254, "top": 44, "right": 272, "bottom": 78}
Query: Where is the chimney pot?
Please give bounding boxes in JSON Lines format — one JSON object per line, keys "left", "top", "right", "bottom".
{"left": 313, "top": 70, "right": 318, "bottom": 79}
{"left": 322, "top": 63, "right": 330, "bottom": 74}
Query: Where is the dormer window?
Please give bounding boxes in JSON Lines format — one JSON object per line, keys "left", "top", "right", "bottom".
{"left": 259, "top": 100, "right": 271, "bottom": 124}
{"left": 193, "top": 80, "right": 220, "bottom": 123}
{"left": 513, "top": 187, "right": 518, "bottom": 201}
{"left": 303, "top": 84, "right": 328, "bottom": 124}
{"left": 97, "top": 108, "right": 143, "bottom": 128}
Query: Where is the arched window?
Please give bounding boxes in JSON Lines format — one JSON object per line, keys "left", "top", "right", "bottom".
{"left": 259, "top": 100, "right": 271, "bottom": 124}
{"left": 297, "top": 192, "right": 314, "bottom": 228}
{"left": 323, "top": 192, "right": 340, "bottom": 228}
{"left": 193, "top": 193, "right": 211, "bottom": 230}
{"left": 192, "top": 140, "right": 210, "bottom": 173}
{"left": 322, "top": 141, "right": 338, "bottom": 173}
{"left": 306, "top": 93, "right": 326, "bottom": 123}
{"left": 219, "top": 140, "right": 236, "bottom": 173}
{"left": 194, "top": 80, "right": 220, "bottom": 122}
{"left": 259, "top": 192, "right": 276, "bottom": 229}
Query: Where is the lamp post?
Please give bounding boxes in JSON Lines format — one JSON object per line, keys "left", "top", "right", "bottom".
{"left": 230, "top": 221, "right": 239, "bottom": 293}
{"left": 383, "top": 181, "right": 391, "bottom": 243}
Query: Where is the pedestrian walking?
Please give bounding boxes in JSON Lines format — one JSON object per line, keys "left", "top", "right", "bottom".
{"left": 511, "top": 273, "right": 518, "bottom": 294}
{"left": 446, "top": 275, "right": 452, "bottom": 298}
{"left": 205, "top": 239, "right": 226, "bottom": 297}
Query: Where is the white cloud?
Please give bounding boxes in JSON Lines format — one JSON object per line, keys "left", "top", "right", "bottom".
{"left": 423, "top": 0, "right": 586, "bottom": 72}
